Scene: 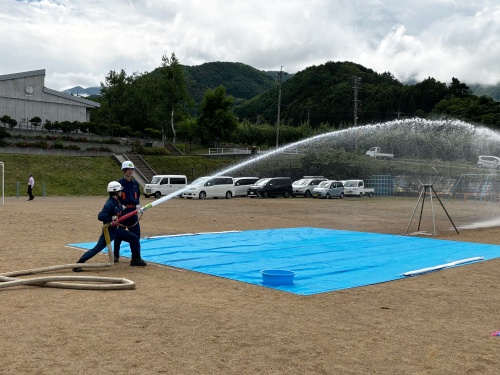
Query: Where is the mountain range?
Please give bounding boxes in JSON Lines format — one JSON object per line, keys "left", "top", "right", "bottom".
{"left": 62, "top": 61, "right": 500, "bottom": 103}
{"left": 62, "top": 62, "right": 295, "bottom": 101}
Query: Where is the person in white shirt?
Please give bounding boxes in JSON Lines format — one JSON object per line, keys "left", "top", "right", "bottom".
{"left": 27, "top": 173, "right": 35, "bottom": 201}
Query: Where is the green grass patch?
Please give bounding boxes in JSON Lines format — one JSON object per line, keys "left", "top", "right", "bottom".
{"left": 143, "top": 156, "right": 243, "bottom": 180}
{"left": 0, "top": 154, "right": 234, "bottom": 196}
{"left": 0, "top": 154, "right": 121, "bottom": 196}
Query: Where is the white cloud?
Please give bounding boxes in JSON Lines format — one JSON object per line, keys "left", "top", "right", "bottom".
{"left": 1, "top": 0, "right": 499, "bottom": 90}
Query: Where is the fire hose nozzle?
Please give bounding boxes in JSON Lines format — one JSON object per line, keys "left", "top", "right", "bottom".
{"left": 115, "top": 203, "right": 153, "bottom": 224}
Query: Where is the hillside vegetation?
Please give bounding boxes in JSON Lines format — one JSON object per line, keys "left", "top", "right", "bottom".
{"left": 66, "top": 61, "right": 498, "bottom": 106}
{"left": 234, "top": 61, "right": 500, "bottom": 128}
{"left": 59, "top": 59, "right": 500, "bottom": 149}
{"left": 183, "top": 62, "right": 277, "bottom": 105}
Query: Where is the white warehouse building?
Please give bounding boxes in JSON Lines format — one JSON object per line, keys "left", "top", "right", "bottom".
{"left": 0, "top": 69, "right": 99, "bottom": 127}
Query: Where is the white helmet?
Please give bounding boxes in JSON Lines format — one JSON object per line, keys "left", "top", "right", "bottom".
{"left": 121, "top": 161, "right": 135, "bottom": 171}
{"left": 107, "top": 181, "right": 123, "bottom": 193}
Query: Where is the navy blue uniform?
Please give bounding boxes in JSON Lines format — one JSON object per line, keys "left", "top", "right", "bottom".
{"left": 76, "top": 196, "right": 141, "bottom": 264}
{"left": 114, "top": 177, "right": 141, "bottom": 259}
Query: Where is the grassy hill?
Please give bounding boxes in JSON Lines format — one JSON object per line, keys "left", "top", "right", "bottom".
{"left": 0, "top": 154, "right": 120, "bottom": 196}
{"left": 183, "top": 62, "right": 278, "bottom": 105}
{"left": 63, "top": 61, "right": 498, "bottom": 117}
{"left": 62, "top": 62, "right": 284, "bottom": 106}
{"left": 234, "top": 61, "right": 406, "bottom": 126}
{"left": 0, "top": 154, "right": 239, "bottom": 197}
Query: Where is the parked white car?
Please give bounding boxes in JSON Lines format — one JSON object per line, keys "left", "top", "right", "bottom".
{"left": 182, "top": 176, "right": 235, "bottom": 199}
{"left": 312, "top": 180, "right": 344, "bottom": 199}
{"left": 477, "top": 156, "right": 500, "bottom": 169}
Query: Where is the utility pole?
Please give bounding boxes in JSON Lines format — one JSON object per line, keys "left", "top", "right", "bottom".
{"left": 275, "top": 66, "right": 287, "bottom": 149}
{"left": 171, "top": 109, "right": 176, "bottom": 144}
{"left": 353, "top": 76, "right": 361, "bottom": 127}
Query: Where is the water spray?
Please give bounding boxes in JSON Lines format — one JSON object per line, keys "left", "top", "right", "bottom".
{"left": 2, "top": 117, "right": 495, "bottom": 290}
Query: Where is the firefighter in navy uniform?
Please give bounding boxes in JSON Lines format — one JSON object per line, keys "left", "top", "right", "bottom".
{"left": 72, "top": 181, "right": 146, "bottom": 272}
{"left": 114, "top": 161, "right": 141, "bottom": 263}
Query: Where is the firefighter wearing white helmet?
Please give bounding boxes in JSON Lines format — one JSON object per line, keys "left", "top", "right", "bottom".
{"left": 107, "top": 181, "right": 123, "bottom": 192}
{"left": 121, "top": 161, "right": 135, "bottom": 170}
{"left": 114, "top": 160, "right": 141, "bottom": 263}
{"left": 72, "top": 181, "right": 147, "bottom": 272}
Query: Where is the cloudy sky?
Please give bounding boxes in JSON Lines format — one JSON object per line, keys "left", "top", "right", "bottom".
{"left": 1, "top": 0, "right": 499, "bottom": 91}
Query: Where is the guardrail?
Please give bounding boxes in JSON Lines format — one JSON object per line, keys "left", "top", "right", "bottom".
{"left": 208, "top": 148, "right": 254, "bottom": 155}
{"left": 207, "top": 147, "right": 303, "bottom": 155}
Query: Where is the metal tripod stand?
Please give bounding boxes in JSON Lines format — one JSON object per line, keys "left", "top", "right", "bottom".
{"left": 405, "top": 184, "right": 459, "bottom": 235}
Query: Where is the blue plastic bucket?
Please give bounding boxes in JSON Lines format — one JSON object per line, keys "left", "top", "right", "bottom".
{"left": 261, "top": 269, "right": 295, "bottom": 285}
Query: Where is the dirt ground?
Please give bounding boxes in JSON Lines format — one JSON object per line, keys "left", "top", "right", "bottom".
{"left": 2, "top": 194, "right": 500, "bottom": 374}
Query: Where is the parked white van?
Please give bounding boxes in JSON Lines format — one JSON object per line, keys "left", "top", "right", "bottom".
{"left": 144, "top": 175, "right": 188, "bottom": 198}
{"left": 233, "top": 177, "right": 260, "bottom": 197}
{"left": 182, "top": 176, "right": 235, "bottom": 199}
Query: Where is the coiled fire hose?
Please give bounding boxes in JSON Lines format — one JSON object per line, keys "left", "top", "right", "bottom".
{"left": 0, "top": 224, "right": 135, "bottom": 291}
{"left": 0, "top": 190, "right": 183, "bottom": 291}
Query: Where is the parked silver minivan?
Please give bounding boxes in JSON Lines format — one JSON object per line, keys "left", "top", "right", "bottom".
{"left": 233, "top": 177, "right": 260, "bottom": 197}
{"left": 312, "top": 180, "right": 344, "bottom": 199}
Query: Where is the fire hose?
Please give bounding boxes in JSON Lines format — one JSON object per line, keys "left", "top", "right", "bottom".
{"left": 0, "top": 223, "right": 135, "bottom": 291}
{"left": 0, "top": 187, "right": 192, "bottom": 291}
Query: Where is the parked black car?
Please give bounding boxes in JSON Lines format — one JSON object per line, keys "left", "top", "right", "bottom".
{"left": 247, "top": 177, "right": 293, "bottom": 198}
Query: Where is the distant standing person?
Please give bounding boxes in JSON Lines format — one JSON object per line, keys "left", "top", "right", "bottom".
{"left": 114, "top": 161, "right": 141, "bottom": 263}
{"left": 27, "top": 173, "right": 35, "bottom": 201}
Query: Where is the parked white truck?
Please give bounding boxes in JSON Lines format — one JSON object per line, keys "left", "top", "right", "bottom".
{"left": 343, "top": 180, "right": 374, "bottom": 197}
{"left": 366, "top": 147, "right": 394, "bottom": 159}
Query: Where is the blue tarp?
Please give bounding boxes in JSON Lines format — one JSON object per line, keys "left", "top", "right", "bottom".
{"left": 68, "top": 227, "right": 500, "bottom": 295}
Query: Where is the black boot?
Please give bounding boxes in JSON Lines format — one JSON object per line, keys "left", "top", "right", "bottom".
{"left": 130, "top": 258, "right": 147, "bottom": 267}
{"left": 73, "top": 260, "right": 84, "bottom": 272}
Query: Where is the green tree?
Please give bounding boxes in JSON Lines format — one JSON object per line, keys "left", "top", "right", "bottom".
{"left": 8, "top": 118, "right": 17, "bottom": 129}
{"left": 1, "top": 115, "right": 12, "bottom": 128}
{"left": 44, "top": 120, "right": 55, "bottom": 131}
{"left": 93, "top": 53, "right": 192, "bottom": 139}
{"left": 148, "top": 53, "right": 192, "bottom": 142}
{"left": 29, "top": 116, "right": 42, "bottom": 130}
{"left": 432, "top": 95, "right": 500, "bottom": 126}
{"left": 59, "top": 121, "right": 75, "bottom": 133}
{"left": 96, "top": 69, "right": 134, "bottom": 128}
{"left": 408, "top": 77, "right": 449, "bottom": 114}
{"left": 449, "top": 77, "right": 473, "bottom": 99}
{"left": 198, "top": 85, "right": 238, "bottom": 144}
{"left": 176, "top": 116, "right": 200, "bottom": 150}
